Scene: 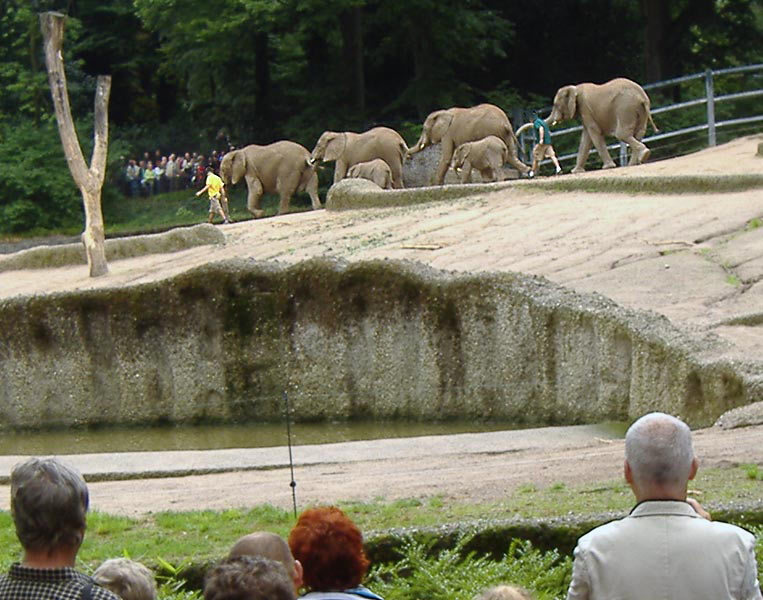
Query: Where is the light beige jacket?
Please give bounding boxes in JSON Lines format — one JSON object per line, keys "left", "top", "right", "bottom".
{"left": 566, "top": 500, "right": 762, "bottom": 600}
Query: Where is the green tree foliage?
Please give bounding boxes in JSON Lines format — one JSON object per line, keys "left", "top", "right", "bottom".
{"left": 0, "top": 120, "right": 81, "bottom": 233}
{"left": 1, "top": 0, "right": 763, "bottom": 235}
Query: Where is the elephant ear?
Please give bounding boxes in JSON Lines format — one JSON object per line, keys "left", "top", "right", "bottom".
{"left": 324, "top": 133, "right": 347, "bottom": 162}
{"left": 565, "top": 86, "right": 578, "bottom": 120}
{"left": 430, "top": 111, "right": 454, "bottom": 143}
{"left": 231, "top": 151, "right": 247, "bottom": 184}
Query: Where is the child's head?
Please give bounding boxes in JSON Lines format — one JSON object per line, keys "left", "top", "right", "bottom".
{"left": 93, "top": 558, "right": 157, "bottom": 600}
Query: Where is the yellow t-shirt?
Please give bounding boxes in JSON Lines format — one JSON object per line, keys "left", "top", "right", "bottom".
{"left": 205, "top": 172, "right": 224, "bottom": 198}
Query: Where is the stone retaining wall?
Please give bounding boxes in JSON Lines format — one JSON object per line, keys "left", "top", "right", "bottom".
{"left": 1, "top": 258, "right": 761, "bottom": 429}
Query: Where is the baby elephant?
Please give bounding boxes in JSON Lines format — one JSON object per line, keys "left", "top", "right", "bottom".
{"left": 346, "top": 158, "right": 394, "bottom": 190}
{"left": 451, "top": 135, "right": 509, "bottom": 183}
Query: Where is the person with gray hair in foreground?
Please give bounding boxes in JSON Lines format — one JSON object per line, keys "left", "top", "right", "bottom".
{"left": 203, "top": 556, "right": 296, "bottom": 600}
{"left": 0, "top": 457, "right": 121, "bottom": 600}
{"left": 566, "top": 412, "right": 762, "bottom": 600}
{"left": 93, "top": 559, "right": 157, "bottom": 600}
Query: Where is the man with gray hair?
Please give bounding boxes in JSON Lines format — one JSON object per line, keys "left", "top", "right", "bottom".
{"left": 566, "top": 412, "right": 762, "bottom": 600}
{"left": 0, "top": 457, "right": 121, "bottom": 600}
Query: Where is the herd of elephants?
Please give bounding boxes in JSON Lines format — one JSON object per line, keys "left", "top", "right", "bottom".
{"left": 218, "top": 77, "right": 657, "bottom": 217}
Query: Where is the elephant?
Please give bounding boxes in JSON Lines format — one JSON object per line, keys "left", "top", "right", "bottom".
{"left": 407, "top": 103, "right": 532, "bottom": 185}
{"left": 450, "top": 136, "right": 509, "bottom": 184}
{"left": 309, "top": 127, "right": 408, "bottom": 189}
{"left": 548, "top": 78, "right": 658, "bottom": 173}
{"left": 219, "top": 141, "right": 322, "bottom": 218}
{"left": 346, "top": 158, "right": 394, "bottom": 189}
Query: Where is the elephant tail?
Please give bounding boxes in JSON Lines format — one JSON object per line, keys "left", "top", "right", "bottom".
{"left": 647, "top": 110, "right": 659, "bottom": 133}
{"left": 398, "top": 139, "right": 409, "bottom": 160}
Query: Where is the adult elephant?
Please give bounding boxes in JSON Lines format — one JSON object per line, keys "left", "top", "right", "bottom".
{"left": 407, "top": 103, "right": 531, "bottom": 185}
{"left": 309, "top": 127, "right": 408, "bottom": 189}
{"left": 219, "top": 141, "right": 322, "bottom": 218}
{"left": 548, "top": 78, "right": 658, "bottom": 173}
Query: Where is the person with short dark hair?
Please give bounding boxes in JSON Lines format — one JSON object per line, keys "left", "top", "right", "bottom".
{"left": 196, "top": 166, "right": 231, "bottom": 224}
{"left": 93, "top": 558, "right": 157, "bottom": 600}
{"left": 531, "top": 110, "right": 562, "bottom": 175}
{"left": 566, "top": 412, "right": 762, "bottom": 600}
{"left": 288, "top": 506, "right": 383, "bottom": 600}
{"left": 203, "top": 555, "right": 295, "bottom": 600}
{"left": 0, "top": 457, "right": 121, "bottom": 600}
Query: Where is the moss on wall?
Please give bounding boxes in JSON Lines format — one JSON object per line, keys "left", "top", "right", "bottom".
{"left": 1, "top": 258, "right": 761, "bottom": 430}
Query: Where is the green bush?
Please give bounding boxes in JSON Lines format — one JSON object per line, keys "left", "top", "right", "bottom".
{"left": 368, "top": 535, "right": 571, "bottom": 600}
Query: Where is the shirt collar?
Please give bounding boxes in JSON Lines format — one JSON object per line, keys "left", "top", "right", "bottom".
{"left": 9, "top": 563, "right": 81, "bottom": 583}
{"left": 629, "top": 499, "right": 700, "bottom": 518}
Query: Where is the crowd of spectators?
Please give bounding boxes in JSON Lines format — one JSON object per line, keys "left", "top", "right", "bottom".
{"left": 122, "top": 148, "right": 232, "bottom": 198}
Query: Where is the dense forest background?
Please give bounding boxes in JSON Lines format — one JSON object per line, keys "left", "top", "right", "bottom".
{"left": 1, "top": 0, "right": 762, "bottom": 234}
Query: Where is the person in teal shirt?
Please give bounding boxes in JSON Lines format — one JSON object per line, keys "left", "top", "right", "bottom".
{"left": 532, "top": 110, "right": 562, "bottom": 175}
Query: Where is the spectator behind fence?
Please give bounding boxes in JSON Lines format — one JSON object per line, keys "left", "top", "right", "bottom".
{"left": 476, "top": 585, "right": 533, "bottom": 600}
{"left": 93, "top": 559, "right": 157, "bottom": 600}
{"left": 229, "top": 532, "right": 303, "bottom": 593}
{"left": 288, "top": 506, "right": 383, "bottom": 600}
{"left": 0, "top": 458, "right": 121, "bottom": 600}
{"left": 204, "top": 556, "right": 295, "bottom": 600}
{"left": 566, "top": 412, "right": 762, "bottom": 600}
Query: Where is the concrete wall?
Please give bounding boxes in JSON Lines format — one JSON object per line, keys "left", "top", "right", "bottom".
{"left": 1, "top": 258, "right": 760, "bottom": 430}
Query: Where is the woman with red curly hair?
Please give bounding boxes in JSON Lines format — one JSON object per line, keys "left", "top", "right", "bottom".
{"left": 288, "top": 506, "right": 383, "bottom": 600}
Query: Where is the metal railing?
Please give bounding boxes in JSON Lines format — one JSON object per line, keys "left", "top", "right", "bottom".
{"left": 518, "top": 64, "right": 763, "bottom": 169}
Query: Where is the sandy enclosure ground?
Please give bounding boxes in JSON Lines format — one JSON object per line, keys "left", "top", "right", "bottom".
{"left": 0, "top": 423, "right": 760, "bottom": 517}
{"left": 1, "top": 136, "right": 763, "bottom": 515}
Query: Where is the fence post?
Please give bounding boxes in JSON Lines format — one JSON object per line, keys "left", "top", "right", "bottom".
{"left": 619, "top": 142, "right": 627, "bottom": 166}
{"left": 705, "top": 68, "right": 716, "bottom": 146}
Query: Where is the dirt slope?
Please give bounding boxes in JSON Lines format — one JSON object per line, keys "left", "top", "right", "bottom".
{"left": 3, "top": 136, "right": 763, "bottom": 365}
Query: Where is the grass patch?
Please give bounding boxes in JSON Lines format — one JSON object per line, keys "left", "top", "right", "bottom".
{"left": 102, "top": 187, "right": 318, "bottom": 237}
{"left": 726, "top": 273, "right": 742, "bottom": 286}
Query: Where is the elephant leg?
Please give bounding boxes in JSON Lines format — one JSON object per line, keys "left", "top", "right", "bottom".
{"left": 333, "top": 160, "right": 348, "bottom": 183}
{"left": 435, "top": 141, "right": 455, "bottom": 185}
{"left": 479, "top": 167, "right": 495, "bottom": 182}
{"left": 460, "top": 162, "right": 473, "bottom": 184}
{"left": 624, "top": 135, "right": 650, "bottom": 165}
{"left": 572, "top": 130, "right": 593, "bottom": 174}
{"left": 305, "top": 171, "right": 322, "bottom": 209}
{"left": 589, "top": 126, "right": 616, "bottom": 169}
{"left": 504, "top": 150, "right": 530, "bottom": 177}
{"left": 390, "top": 161, "right": 404, "bottom": 189}
{"left": 245, "top": 174, "right": 266, "bottom": 218}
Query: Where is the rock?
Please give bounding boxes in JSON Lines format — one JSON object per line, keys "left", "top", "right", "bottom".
{"left": 714, "top": 401, "right": 763, "bottom": 429}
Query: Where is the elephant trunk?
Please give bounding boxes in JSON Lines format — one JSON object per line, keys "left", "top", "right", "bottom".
{"left": 406, "top": 133, "right": 429, "bottom": 158}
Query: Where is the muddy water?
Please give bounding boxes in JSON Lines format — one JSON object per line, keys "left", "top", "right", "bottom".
{"left": 1, "top": 421, "right": 628, "bottom": 455}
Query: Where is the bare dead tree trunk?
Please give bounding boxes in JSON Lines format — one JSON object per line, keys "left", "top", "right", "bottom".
{"left": 40, "top": 11, "right": 111, "bottom": 277}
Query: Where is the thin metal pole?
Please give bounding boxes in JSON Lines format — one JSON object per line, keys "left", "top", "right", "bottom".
{"left": 705, "top": 69, "right": 716, "bottom": 146}
{"left": 283, "top": 391, "right": 298, "bottom": 518}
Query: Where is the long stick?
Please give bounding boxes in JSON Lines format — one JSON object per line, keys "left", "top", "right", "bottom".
{"left": 283, "top": 391, "right": 298, "bottom": 518}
